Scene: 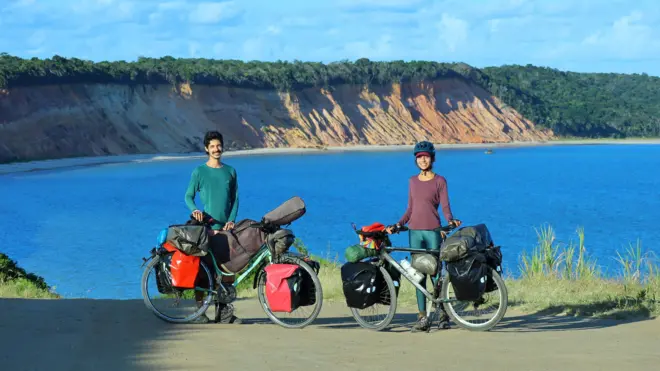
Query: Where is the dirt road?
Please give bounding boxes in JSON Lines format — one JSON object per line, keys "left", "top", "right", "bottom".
{"left": 1, "top": 297, "right": 658, "bottom": 371}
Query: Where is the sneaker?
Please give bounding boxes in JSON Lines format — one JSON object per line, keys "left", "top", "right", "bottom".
{"left": 437, "top": 313, "right": 451, "bottom": 330}
{"left": 215, "top": 303, "right": 243, "bottom": 324}
{"left": 411, "top": 315, "right": 431, "bottom": 333}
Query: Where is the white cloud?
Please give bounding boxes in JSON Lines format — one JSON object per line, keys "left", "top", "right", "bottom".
{"left": 266, "top": 25, "right": 281, "bottom": 35}
{"left": 188, "top": 41, "right": 201, "bottom": 57}
{"left": 212, "top": 42, "right": 225, "bottom": 56}
{"left": 158, "top": 1, "right": 186, "bottom": 11}
{"left": 338, "top": 0, "right": 425, "bottom": 7}
{"left": 437, "top": 13, "right": 468, "bottom": 52}
{"left": 343, "top": 34, "right": 394, "bottom": 60}
{"left": 581, "top": 11, "right": 656, "bottom": 59}
{"left": 488, "top": 19, "right": 501, "bottom": 33}
{"left": 188, "top": 1, "right": 239, "bottom": 24}
{"left": 27, "top": 30, "right": 46, "bottom": 48}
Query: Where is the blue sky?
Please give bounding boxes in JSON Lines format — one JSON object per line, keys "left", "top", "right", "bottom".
{"left": 2, "top": 0, "right": 660, "bottom": 75}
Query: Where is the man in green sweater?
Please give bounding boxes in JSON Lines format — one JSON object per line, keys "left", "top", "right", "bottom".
{"left": 184, "top": 130, "right": 241, "bottom": 324}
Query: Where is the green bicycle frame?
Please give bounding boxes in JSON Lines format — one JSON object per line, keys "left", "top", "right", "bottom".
{"left": 195, "top": 243, "right": 272, "bottom": 293}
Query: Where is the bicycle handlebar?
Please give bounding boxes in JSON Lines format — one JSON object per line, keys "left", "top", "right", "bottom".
{"left": 355, "top": 222, "right": 458, "bottom": 238}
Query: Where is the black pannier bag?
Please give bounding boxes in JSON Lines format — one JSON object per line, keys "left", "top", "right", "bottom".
{"left": 262, "top": 196, "right": 306, "bottom": 226}
{"left": 377, "top": 262, "right": 401, "bottom": 305}
{"left": 166, "top": 224, "right": 210, "bottom": 256}
{"left": 446, "top": 253, "right": 489, "bottom": 301}
{"left": 341, "top": 262, "right": 380, "bottom": 309}
{"left": 298, "top": 258, "right": 320, "bottom": 307}
{"left": 484, "top": 246, "right": 503, "bottom": 292}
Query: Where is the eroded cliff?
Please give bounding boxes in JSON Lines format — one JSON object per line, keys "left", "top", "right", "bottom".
{"left": 0, "top": 78, "right": 553, "bottom": 163}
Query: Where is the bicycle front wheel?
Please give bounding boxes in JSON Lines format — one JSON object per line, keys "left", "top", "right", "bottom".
{"left": 141, "top": 254, "right": 214, "bottom": 323}
{"left": 257, "top": 256, "right": 323, "bottom": 329}
{"left": 349, "top": 265, "right": 398, "bottom": 331}
{"left": 440, "top": 267, "right": 508, "bottom": 331}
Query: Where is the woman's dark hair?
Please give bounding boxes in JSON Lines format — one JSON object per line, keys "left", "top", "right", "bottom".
{"left": 203, "top": 131, "right": 224, "bottom": 149}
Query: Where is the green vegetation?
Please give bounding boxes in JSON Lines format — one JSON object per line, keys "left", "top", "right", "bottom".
{"left": 511, "top": 225, "right": 658, "bottom": 318}
{"left": 2, "top": 53, "right": 659, "bottom": 138}
{"left": 483, "top": 65, "right": 660, "bottom": 138}
{"left": 0, "top": 253, "right": 59, "bottom": 299}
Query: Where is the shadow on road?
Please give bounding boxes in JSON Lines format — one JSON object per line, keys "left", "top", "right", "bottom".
{"left": 495, "top": 302, "right": 656, "bottom": 333}
{"left": 0, "top": 298, "right": 179, "bottom": 371}
{"left": 241, "top": 302, "right": 656, "bottom": 334}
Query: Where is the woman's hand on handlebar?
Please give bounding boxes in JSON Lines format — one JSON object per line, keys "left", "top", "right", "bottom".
{"left": 449, "top": 219, "right": 462, "bottom": 228}
{"left": 385, "top": 223, "right": 407, "bottom": 234}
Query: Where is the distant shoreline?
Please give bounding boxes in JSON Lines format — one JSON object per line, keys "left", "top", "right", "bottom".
{"left": 1, "top": 138, "right": 659, "bottom": 175}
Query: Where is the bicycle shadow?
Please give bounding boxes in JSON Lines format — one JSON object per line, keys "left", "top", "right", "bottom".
{"left": 241, "top": 303, "right": 655, "bottom": 333}
{"left": 240, "top": 311, "right": 422, "bottom": 332}
{"left": 492, "top": 302, "right": 655, "bottom": 333}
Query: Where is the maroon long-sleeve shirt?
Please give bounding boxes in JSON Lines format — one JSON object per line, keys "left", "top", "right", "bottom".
{"left": 397, "top": 174, "right": 454, "bottom": 230}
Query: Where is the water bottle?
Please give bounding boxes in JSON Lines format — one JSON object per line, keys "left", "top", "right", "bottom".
{"left": 400, "top": 258, "right": 424, "bottom": 282}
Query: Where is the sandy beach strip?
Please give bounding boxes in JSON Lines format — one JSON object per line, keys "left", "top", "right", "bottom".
{"left": 1, "top": 138, "right": 659, "bottom": 175}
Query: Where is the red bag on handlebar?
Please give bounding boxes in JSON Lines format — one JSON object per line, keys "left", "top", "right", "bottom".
{"left": 359, "top": 222, "right": 389, "bottom": 250}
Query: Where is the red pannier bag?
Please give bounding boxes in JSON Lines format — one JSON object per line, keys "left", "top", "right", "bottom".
{"left": 264, "top": 264, "right": 303, "bottom": 313}
{"left": 162, "top": 241, "right": 200, "bottom": 289}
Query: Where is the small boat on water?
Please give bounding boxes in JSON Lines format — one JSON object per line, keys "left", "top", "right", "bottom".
{"left": 485, "top": 148, "right": 494, "bottom": 155}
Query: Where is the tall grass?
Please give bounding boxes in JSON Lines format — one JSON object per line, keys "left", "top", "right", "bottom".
{"left": 520, "top": 225, "right": 599, "bottom": 280}
{"left": 513, "top": 225, "right": 659, "bottom": 318}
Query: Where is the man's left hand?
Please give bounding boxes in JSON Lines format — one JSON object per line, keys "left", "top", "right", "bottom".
{"left": 222, "top": 222, "right": 235, "bottom": 231}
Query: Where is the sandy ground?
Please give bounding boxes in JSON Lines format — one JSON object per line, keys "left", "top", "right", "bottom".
{"left": 1, "top": 297, "right": 658, "bottom": 371}
{"left": 1, "top": 139, "right": 659, "bottom": 175}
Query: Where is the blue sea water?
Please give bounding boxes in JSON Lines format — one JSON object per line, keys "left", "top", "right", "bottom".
{"left": 1, "top": 144, "right": 659, "bottom": 299}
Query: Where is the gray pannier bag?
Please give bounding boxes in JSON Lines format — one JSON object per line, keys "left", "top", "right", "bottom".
{"left": 440, "top": 235, "right": 475, "bottom": 262}
{"left": 440, "top": 224, "right": 494, "bottom": 262}
{"left": 267, "top": 229, "right": 296, "bottom": 254}
{"left": 166, "top": 224, "right": 210, "bottom": 256}
{"left": 452, "top": 224, "right": 493, "bottom": 247}
{"left": 262, "top": 196, "right": 306, "bottom": 226}
{"left": 411, "top": 253, "right": 439, "bottom": 275}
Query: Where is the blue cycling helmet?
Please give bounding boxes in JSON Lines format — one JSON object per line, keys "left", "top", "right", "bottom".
{"left": 413, "top": 141, "right": 435, "bottom": 158}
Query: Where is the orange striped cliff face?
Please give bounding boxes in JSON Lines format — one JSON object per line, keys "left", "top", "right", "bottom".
{"left": 0, "top": 78, "right": 552, "bottom": 163}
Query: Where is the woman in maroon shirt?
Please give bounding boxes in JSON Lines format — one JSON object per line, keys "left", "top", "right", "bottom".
{"left": 392, "top": 141, "right": 461, "bottom": 332}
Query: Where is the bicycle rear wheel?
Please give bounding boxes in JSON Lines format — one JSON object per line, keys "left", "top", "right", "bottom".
{"left": 141, "top": 254, "right": 214, "bottom": 323}
{"left": 257, "top": 256, "right": 323, "bottom": 329}
{"left": 349, "top": 265, "right": 397, "bottom": 331}
{"left": 440, "top": 267, "right": 508, "bottom": 331}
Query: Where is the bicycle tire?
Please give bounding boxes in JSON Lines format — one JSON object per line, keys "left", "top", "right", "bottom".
{"left": 141, "top": 254, "right": 214, "bottom": 324}
{"left": 440, "top": 267, "right": 508, "bottom": 331}
{"left": 257, "top": 256, "right": 323, "bottom": 329}
{"left": 349, "top": 265, "right": 398, "bottom": 331}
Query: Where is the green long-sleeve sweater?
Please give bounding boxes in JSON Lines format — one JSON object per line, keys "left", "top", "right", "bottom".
{"left": 184, "top": 163, "right": 239, "bottom": 230}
